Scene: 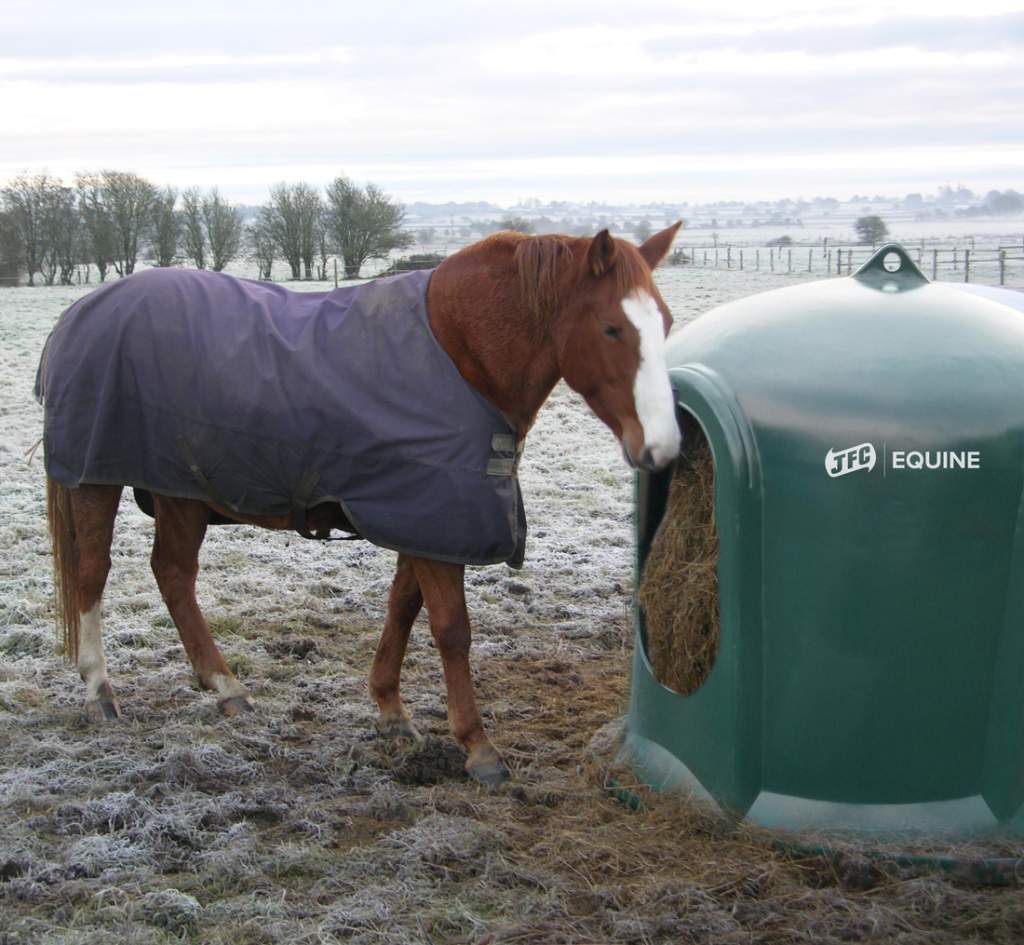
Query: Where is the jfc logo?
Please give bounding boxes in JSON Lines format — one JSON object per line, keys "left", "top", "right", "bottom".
{"left": 826, "top": 443, "right": 876, "bottom": 477}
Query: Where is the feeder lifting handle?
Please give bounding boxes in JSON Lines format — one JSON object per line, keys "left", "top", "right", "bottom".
{"left": 851, "top": 243, "right": 929, "bottom": 290}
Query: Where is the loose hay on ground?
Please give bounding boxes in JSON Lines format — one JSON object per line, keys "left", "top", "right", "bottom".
{"left": 638, "top": 423, "right": 720, "bottom": 695}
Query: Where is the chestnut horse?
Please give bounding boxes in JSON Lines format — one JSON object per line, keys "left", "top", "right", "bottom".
{"left": 44, "top": 224, "right": 682, "bottom": 785}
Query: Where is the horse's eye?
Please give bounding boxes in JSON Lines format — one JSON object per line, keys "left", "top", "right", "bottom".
{"left": 601, "top": 323, "right": 620, "bottom": 341}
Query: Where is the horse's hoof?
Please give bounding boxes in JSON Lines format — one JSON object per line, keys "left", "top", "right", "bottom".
{"left": 375, "top": 717, "right": 423, "bottom": 741}
{"left": 220, "top": 695, "right": 255, "bottom": 716}
{"left": 86, "top": 699, "right": 121, "bottom": 721}
{"left": 467, "top": 759, "right": 510, "bottom": 787}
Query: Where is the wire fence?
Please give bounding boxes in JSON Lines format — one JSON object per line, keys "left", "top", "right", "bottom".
{"left": 4, "top": 240, "right": 1023, "bottom": 290}
{"left": 676, "top": 239, "right": 1024, "bottom": 288}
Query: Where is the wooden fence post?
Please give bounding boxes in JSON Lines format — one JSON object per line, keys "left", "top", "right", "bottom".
{"left": 828, "top": 250, "right": 831, "bottom": 274}
{"left": 808, "top": 248, "right": 812, "bottom": 273}
{"left": 1000, "top": 250, "right": 1006, "bottom": 286}
{"left": 334, "top": 258, "right": 338, "bottom": 288}
{"left": 727, "top": 246, "right": 732, "bottom": 269}
{"left": 770, "top": 249, "right": 774, "bottom": 272}
{"left": 739, "top": 249, "right": 743, "bottom": 270}
{"left": 953, "top": 248, "right": 958, "bottom": 272}
{"left": 715, "top": 248, "right": 719, "bottom": 267}
{"left": 964, "top": 249, "right": 970, "bottom": 283}
{"left": 704, "top": 250, "right": 708, "bottom": 266}
{"left": 788, "top": 250, "right": 792, "bottom": 273}
{"left": 756, "top": 249, "right": 760, "bottom": 271}
{"left": 932, "top": 249, "right": 937, "bottom": 280}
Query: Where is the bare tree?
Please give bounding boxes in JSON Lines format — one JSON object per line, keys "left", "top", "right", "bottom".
{"left": 324, "top": 176, "right": 414, "bottom": 279}
{"left": 499, "top": 213, "right": 535, "bottom": 234}
{"left": 153, "top": 187, "right": 180, "bottom": 268}
{"left": 246, "top": 209, "right": 276, "bottom": 281}
{"left": 294, "top": 183, "right": 322, "bottom": 279}
{"left": 76, "top": 175, "right": 117, "bottom": 282}
{"left": 854, "top": 214, "right": 888, "bottom": 244}
{"left": 261, "top": 183, "right": 305, "bottom": 279}
{"left": 316, "top": 213, "right": 332, "bottom": 281}
{"left": 202, "top": 188, "right": 243, "bottom": 272}
{"left": 986, "top": 189, "right": 1023, "bottom": 215}
{"left": 1, "top": 172, "right": 48, "bottom": 285}
{"left": 38, "top": 178, "right": 79, "bottom": 285}
{"left": 0, "top": 208, "right": 22, "bottom": 285}
{"left": 254, "top": 182, "right": 322, "bottom": 279}
{"left": 54, "top": 190, "right": 81, "bottom": 285}
{"left": 180, "top": 187, "right": 206, "bottom": 269}
{"left": 100, "top": 170, "right": 158, "bottom": 276}
{"left": 1, "top": 174, "right": 81, "bottom": 287}
{"left": 633, "top": 220, "right": 653, "bottom": 243}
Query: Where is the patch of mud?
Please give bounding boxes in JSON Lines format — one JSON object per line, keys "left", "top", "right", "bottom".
{"left": 389, "top": 735, "right": 469, "bottom": 785}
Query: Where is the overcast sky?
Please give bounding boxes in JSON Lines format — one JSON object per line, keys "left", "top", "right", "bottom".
{"left": 2, "top": 0, "right": 1022, "bottom": 206}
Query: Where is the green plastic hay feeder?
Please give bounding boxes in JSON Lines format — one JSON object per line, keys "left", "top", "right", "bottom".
{"left": 625, "top": 244, "right": 1024, "bottom": 836}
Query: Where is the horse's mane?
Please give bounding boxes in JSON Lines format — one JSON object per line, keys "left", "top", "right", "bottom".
{"left": 479, "top": 230, "right": 654, "bottom": 321}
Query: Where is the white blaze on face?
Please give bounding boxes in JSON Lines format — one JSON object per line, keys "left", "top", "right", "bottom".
{"left": 621, "top": 290, "right": 681, "bottom": 468}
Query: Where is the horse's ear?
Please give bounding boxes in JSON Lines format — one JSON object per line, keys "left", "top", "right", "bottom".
{"left": 638, "top": 222, "right": 682, "bottom": 270}
{"left": 587, "top": 229, "right": 617, "bottom": 277}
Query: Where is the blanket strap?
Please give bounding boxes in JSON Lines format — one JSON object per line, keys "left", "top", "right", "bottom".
{"left": 487, "top": 434, "right": 526, "bottom": 477}
{"left": 290, "top": 469, "right": 322, "bottom": 539}
{"left": 290, "top": 468, "right": 362, "bottom": 541}
{"left": 175, "top": 436, "right": 238, "bottom": 514}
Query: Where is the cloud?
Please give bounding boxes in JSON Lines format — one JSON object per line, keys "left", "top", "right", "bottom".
{"left": 0, "top": 0, "right": 603, "bottom": 61}
{"left": 0, "top": 51, "right": 355, "bottom": 86}
{"left": 645, "top": 11, "right": 1024, "bottom": 58}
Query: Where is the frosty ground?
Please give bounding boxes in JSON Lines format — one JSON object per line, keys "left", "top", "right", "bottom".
{"left": 2, "top": 260, "right": 1023, "bottom": 944}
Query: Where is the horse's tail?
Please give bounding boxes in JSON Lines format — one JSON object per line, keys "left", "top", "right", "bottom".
{"left": 46, "top": 477, "right": 79, "bottom": 663}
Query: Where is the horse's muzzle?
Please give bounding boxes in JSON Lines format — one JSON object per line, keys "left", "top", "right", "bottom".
{"left": 639, "top": 445, "right": 678, "bottom": 472}
{"left": 624, "top": 440, "right": 679, "bottom": 473}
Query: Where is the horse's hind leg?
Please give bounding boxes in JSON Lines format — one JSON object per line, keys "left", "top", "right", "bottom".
{"left": 150, "top": 494, "right": 254, "bottom": 715}
{"left": 64, "top": 484, "right": 123, "bottom": 720}
{"left": 370, "top": 554, "right": 424, "bottom": 739}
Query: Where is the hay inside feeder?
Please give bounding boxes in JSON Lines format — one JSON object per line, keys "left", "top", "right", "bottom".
{"left": 638, "top": 424, "right": 720, "bottom": 696}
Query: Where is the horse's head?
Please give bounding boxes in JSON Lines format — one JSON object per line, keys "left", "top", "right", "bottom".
{"left": 556, "top": 224, "right": 682, "bottom": 472}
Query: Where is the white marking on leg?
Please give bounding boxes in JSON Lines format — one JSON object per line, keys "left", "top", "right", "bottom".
{"left": 209, "top": 673, "right": 248, "bottom": 702}
{"left": 621, "top": 290, "right": 681, "bottom": 467}
{"left": 77, "top": 602, "right": 112, "bottom": 703}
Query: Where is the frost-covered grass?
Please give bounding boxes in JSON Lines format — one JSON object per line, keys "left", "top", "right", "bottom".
{"left": 2, "top": 264, "right": 1022, "bottom": 944}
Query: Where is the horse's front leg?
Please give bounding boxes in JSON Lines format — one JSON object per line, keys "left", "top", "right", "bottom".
{"left": 370, "top": 554, "right": 424, "bottom": 739}
{"left": 410, "top": 556, "right": 509, "bottom": 786}
{"left": 150, "top": 494, "right": 254, "bottom": 715}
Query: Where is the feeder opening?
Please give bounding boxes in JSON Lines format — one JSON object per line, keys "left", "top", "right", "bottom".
{"left": 638, "top": 413, "right": 720, "bottom": 696}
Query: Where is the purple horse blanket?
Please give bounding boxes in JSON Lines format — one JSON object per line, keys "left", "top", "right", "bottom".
{"left": 35, "top": 267, "right": 526, "bottom": 567}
